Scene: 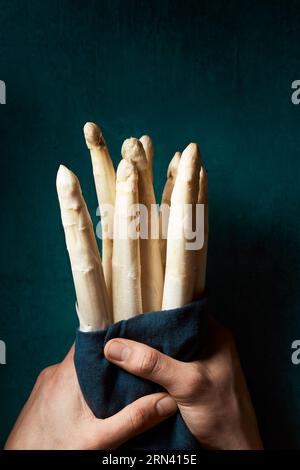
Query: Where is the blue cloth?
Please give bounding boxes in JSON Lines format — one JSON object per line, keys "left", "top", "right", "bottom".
{"left": 74, "top": 296, "right": 208, "bottom": 450}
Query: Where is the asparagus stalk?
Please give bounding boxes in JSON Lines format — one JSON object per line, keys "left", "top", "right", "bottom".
{"left": 122, "top": 138, "right": 163, "bottom": 312}
{"left": 162, "top": 143, "right": 201, "bottom": 310}
{"left": 112, "top": 159, "right": 142, "bottom": 321}
{"left": 159, "top": 151, "right": 181, "bottom": 273}
{"left": 83, "top": 122, "right": 115, "bottom": 310}
{"left": 56, "top": 165, "right": 112, "bottom": 331}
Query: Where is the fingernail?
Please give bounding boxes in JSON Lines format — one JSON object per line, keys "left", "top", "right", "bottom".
{"left": 156, "top": 396, "right": 177, "bottom": 417}
{"left": 106, "top": 341, "right": 129, "bottom": 361}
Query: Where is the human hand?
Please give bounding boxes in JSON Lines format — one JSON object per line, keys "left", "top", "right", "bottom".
{"left": 104, "top": 318, "right": 263, "bottom": 450}
{"left": 4, "top": 346, "right": 177, "bottom": 450}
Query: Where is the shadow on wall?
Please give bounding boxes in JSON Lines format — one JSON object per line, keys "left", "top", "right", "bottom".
{"left": 207, "top": 202, "right": 299, "bottom": 450}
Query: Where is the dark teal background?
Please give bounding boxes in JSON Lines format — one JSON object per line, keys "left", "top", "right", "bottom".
{"left": 0, "top": 0, "right": 300, "bottom": 449}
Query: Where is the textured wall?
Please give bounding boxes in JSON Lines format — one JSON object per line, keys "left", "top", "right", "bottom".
{"left": 0, "top": 0, "right": 300, "bottom": 448}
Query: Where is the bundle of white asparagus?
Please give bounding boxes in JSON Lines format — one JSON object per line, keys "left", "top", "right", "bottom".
{"left": 56, "top": 122, "right": 208, "bottom": 330}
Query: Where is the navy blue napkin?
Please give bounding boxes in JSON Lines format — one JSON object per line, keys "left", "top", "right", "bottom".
{"left": 74, "top": 296, "right": 208, "bottom": 450}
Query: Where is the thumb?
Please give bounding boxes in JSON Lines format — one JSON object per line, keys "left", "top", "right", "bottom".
{"left": 95, "top": 393, "right": 177, "bottom": 449}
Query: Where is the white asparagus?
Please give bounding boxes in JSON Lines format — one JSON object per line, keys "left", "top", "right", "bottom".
{"left": 194, "top": 166, "right": 208, "bottom": 298}
{"left": 83, "top": 122, "right": 115, "bottom": 310}
{"left": 122, "top": 138, "right": 163, "bottom": 312}
{"left": 112, "top": 159, "right": 142, "bottom": 321}
{"left": 159, "top": 151, "right": 181, "bottom": 273}
{"left": 139, "top": 135, "right": 154, "bottom": 181}
{"left": 162, "top": 143, "right": 201, "bottom": 310}
{"left": 56, "top": 165, "right": 112, "bottom": 331}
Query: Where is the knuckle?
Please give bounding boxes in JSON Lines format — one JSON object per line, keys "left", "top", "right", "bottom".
{"left": 128, "top": 406, "right": 148, "bottom": 432}
{"left": 36, "top": 365, "right": 56, "bottom": 385}
{"left": 186, "top": 364, "right": 208, "bottom": 394}
{"left": 39, "top": 367, "right": 50, "bottom": 380}
{"left": 137, "top": 349, "right": 160, "bottom": 376}
{"left": 186, "top": 374, "right": 201, "bottom": 395}
{"left": 35, "top": 369, "right": 47, "bottom": 387}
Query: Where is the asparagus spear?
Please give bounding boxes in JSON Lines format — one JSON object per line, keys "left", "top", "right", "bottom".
{"left": 83, "top": 122, "right": 115, "bottom": 310}
{"left": 122, "top": 138, "right": 163, "bottom": 312}
{"left": 162, "top": 143, "right": 201, "bottom": 309}
{"left": 56, "top": 165, "right": 112, "bottom": 331}
{"left": 159, "top": 151, "right": 181, "bottom": 273}
{"left": 112, "top": 159, "right": 142, "bottom": 321}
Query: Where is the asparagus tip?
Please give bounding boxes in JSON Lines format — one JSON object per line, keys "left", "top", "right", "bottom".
{"left": 83, "top": 122, "right": 104, "bottom": 149}
{"left": 139, "top": 134, "right": 153, "bottom": 151}
{"left": 56, "top": 164, "right": 79, "bottom": 192}
{"left": 121, "top": 137, "right": 147, "bottom": 169}
{"left": 167, "top": 151, "right": 181, "bottom": 178}
{"left": 181, "top": 142, "right": 201, "bottom": 166}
